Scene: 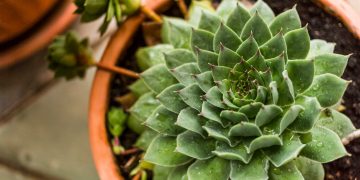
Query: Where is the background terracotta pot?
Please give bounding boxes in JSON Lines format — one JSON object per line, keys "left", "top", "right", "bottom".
{"left": 88, "top": 0, "right": 360, "bottom": 180}
{"left": 0, "top": 0, "right": 76, "bottom": 69}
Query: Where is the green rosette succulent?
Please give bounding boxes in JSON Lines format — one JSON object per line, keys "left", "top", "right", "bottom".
{"left": 129, "top": 0, "right": 356, "bottom": 179}
{"left": 47, "top": 31, "right": 94, "bottom": 80}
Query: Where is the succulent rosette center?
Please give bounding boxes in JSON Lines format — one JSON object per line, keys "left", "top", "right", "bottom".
{"left": 131, "top": 0, "right": 355, "bottom": 179}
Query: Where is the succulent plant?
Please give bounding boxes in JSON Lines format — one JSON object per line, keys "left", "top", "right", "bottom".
{"left": 74, "top": 0, "right": 140, "bottom": 34}
{"left": 47, "top": 31, "right": 94, "bottom": 80}
{"left": 128, "top": 0, "right": 356, "bottom": 179}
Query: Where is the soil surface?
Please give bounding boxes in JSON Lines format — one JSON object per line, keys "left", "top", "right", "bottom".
{"left": 109, "top": 0, "right": 360, "bottom": 179}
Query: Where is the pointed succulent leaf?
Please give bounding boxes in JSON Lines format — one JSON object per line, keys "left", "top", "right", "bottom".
{"left": 314, "top": 53, "right": 349, "bottom": 77}
{"left": 317, "top": 109, "right": 356, "bottom": 138}
{"left": 145, "top": 105, "right": 184, "bottom": 136}
{"left": 168, "top": 164, "right": 189, "bottom": 180}
{"left": 272, "top": 105, "right": 304, "bottom": 134}
{"left": 205, "top": 86, "right": 226, "bottom": 108}
{"left": 195, "top": 71, "right": 215, "bottom": 92}
{"left": 187, "top": 157, "right": 230, "bottom": 180}
{"left": 135, "top": 128, "right": 158, "bottom": 150}
{"left": 220, "top": 110, "right": 248, "bottom": 124}
{"left": 211, "top": 65, "right": 231, "bottom": 81}
{"left": 157, "top": 84, "right": 187, "bottom": 113}
{"left": 229, "top": 122, "right": 262, "bottom": 137}
{"left": 164, "top": 49, "right": 196, "bottom": 69}
{"left": 177, "top": 84, "right": 204, "bottom": 112}
{"left": 247, "top": 51, "right": 268, "bottom": 71}
{"left": 255, "top": 86, "right": 268, "bottom": 103}
{"left": 268, "top": 161, "right": 304, "bottom": 180}
{"left": 285, "top": 27, "right": 310, "bottom": 59}
{"left": 177, "top": 107, "right": 206, "bottom": 136}
{"left": 260, "top": 32, "right": 287, "bottom": 59}
{"left": 144, "top": 135, "right": 192, "bottom": 167}
{"left": 177, "top": 131, "right": 216, "bottom": 160}
{"left": 255, "top": 104, "right": 283, "bottom": 127}
{"left": 269, "top": 81, "right": 279, "bottom": 104}
{"left": 239, "top": 102, "right": 263, "bottom": 119}
{"left": 188, "top": 0, "right": 215, "bottom": 26}
{"left": 294, "top": 157, "right": 325, "bottom": 180}
{"left": 303, "top": 73, "right": 349, "bottom": 107}
{"left": 203, "top": 121, "right": 235, "bottom": 146}
{"left": 212, "top": 142, "right": 253, "bottom": 163}
{"left": 218, "top": 45, "right": 241, "bottom": 68}
{"left": 307, "top": 39, "right": 336, "bottom": 59}
{"left": 286, "top": 59, "right": 314, "bottom": 94}
{"left": 236, "top": 34, "right": 259, "bottom": 60}
{"left": 216, "top": 0, "right": 238, "bottom": 21}
{"left": 226, "top": 3, "right": 251, "bottom": 35}
{"left": 248, "top": 135, "right": 283, "bottom": 153}
{"left": 230, "top": 152, "right": 269, "bottom": 180}
{"left": 241, "top": 12, "right": 272, "bottom": 45}
{"left": 264, "top": 132, "right": 305, "bottom": 167}
{"left": 201, "top": 101, "right": 224, "bottom": 126}
{"left": 301, "top": 126, "right": 348, "bottom": 163}
{"left": 141, "top": 64, "right": 178, "bottom": 94}
{"left": 269, "top": 7, "right": 301, "bottom": 34}
{"left": 136, "top": 44, "right": 174, "bottom": 70}
{"left": 198, "top": 10, "right": 222, "bottom": 33}
{"left": 129, "top": 79, "right": 150, "bottom": 97}
{"left": 153, "top": 165, "right": 173, "bottom": 180}
{"left": 191, "top": 28, "right": 214, "bottom": 51}
{"left": 213, "top": 23, "right": 242, "bottom": 53}
{"left": 266, "top": 54, "right": 285, "bottom": 83}
{"left": 161, "top": 17, "right": 192, "bottom": 49}
{"left": 277, "top": 71, "right": 295, "bottom": 106}
{"left": 249, "top": 0, "right": 275, "bottom": 24}
{"left": 171, "top": 63, "right": 200, "bottom": 86}
{"left": 289, "top": 96, "right": 321, "bottom": 133}
{"left": 196, "top": 48, "right": 218, "bottom": 72}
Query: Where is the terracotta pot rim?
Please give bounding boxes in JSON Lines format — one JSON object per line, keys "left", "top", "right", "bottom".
{"left": 88, "top": 1, "right": 360, "bottom": 179}
{"left": 0, "top": 0, "right": 76, "bottom": 70}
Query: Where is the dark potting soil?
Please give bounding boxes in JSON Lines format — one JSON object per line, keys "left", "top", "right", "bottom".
{"left": 108, "top": 0, "right": 360, "bottom": 179}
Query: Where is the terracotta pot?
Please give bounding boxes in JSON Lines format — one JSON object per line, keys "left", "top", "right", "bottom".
{"left": 0, "top": 0, "right": 76, "bottom": 69}
{"left": 88, "top": 1, "right": 360, "bottom": 179}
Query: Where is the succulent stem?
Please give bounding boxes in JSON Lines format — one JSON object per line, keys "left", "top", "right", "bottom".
{"left": 96, "top": 63, "right": 139, "bottom": 78}
{"left": 342, "top": 129, "right": 360, "bottom": 145}
{"left": 140, "top": 6, "right": 163, "bottom": 23}
{"left": 177, "top": 0, "right": 188, "bottom": 18}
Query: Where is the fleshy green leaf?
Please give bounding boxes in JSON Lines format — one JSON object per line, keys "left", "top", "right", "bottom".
{"left": 294, "top": 157, "right": 324, "bottom": 180}
{"left": 289, "top": 96, "right": 321, "bottom": 133}
{"left": 177, "top": 131, "right": 216, "bottom": 160}
{"left": 144, "top": 135, "right": 192, "bottom": 167}
{"left": 178, "top": 84, "right": 204, "bottom": 111}
{"left": 216, "top": 0, "right": 238, "bottom": 21}
{"left": 194, "top": 71, "right": 215, "bottom": 92}
{"left": 161, "top": 17, "right": 192, "bottom": 49}
{"left": 286, "top": 59, "right": 314, "bottom": 94}
{"left": 168, "top": 164, "right": 189, "bottom": 180}
{"left": 171, "top": 63, "right": 200, "bottom": 86}
{"left": 218, "top": 45, "right": 241, "bottom": 68}
{"left": 188, "top": 0, "right": 215, "bottom": 27}
{"left": 239, "top": 102, "right": 263, "bottom": 119}
{"left": 145, "top": 105, "right": 184, "bottom": 136}
{"left": 314, "top": 53, "right": 349, "bottom": 77}
{"left": 248, "top": 135, "right": 283, "bottom": 153}
{"left": 205, "top": 86, "right": 226, "bottom": 108}
{"left": 220, "top": 110, "right": 248, "bottom": 124}
{"left": 266, "top": 54, "right": 285, "bottom": 83}
{"left": 128, "top": 79, "right": 150, "bottom": 97}
{"left": 213, "top": 23, "right": 242, "bottom": 53}
{"left": 196, "top": 48, "right": 218, "bottom": 72}
{"left": 317, "top": 109, "right": 356, "bottom": 138}
{"left": 135, "top": 128, "right": 158, "bottom": 150}
{"left": 303, "top": 73, "right": 349, "bottom": 107}
{"left": 211, "top": 66, "right": 231, "bottom": 81}
{"left": 136, "top": 44, "right": 173, "bottom": 70}
{"left": 157, "top": 84, "right": 187, "bottom": 113}
{"left": 285, "top": 27, "right": 310, "bottom": 59}
{"left": 301, "top": 126, "right": 348, "bottom": 163}
{"left": 269, "top": 81, "right": 279, "bottom": 104}
{"left": 177, "top": 107, "right": 206, "bottom": 136}
{"left": 268, "top": 161, "right": 304, "bottom": 180}
{"left": 236, "top": 34, "right": 259, "bottom": 60}
{"left": 198, "top": 10, "right": 222, "bottom": 33}
{"left": 277, "top": 71, "right": 295, "bottom": 106}
{"left": 164, "top": 49, "right": 196, "bottom": 69}
{"left": 307, "top": 39, "right": 335, "bottom": 59}
{"left": 230, "top": 152, "right": 269, "bottom": 180}
{"left": 212, "top": 142, "right": 253, "bottom": 163}
{"left": 249, "top": 0, "right": 275, "bottom": 24}
{"left": 154, "top": 165, "right": 173, "bottom": 180}
{"left": 141, "top": 64, "right": 178, "bottom": 94}
{"left": 241, "top": 12, "right": 272, "bottom": 45}
{"left": 264, "top": 132, "right": 305, "bottom": 167}
{"left": 188, "top": 157, "right": 230, "bottom": 180}
{"left": 269, "top": 105, "right": 304, "bottom": 134}
{"left": 269, "top": 7, "right": 301, "bottom": 35}
{"left": 229, "top": 122, "right": 262, "bottom": 137}
{"left": 260, "top": 32, "right": 287, "bottom": 59}
{"left": 203, "top": 121, "right": 235, "bottom": 146}
{"left": 201, "top": 102, "right": 223, "bottom": 126}
{"left": 255, "top": 104, "right": 283, "bottom": 127}
{"left": 247, "top": 51, "right": 267, "bottom": 71}
{"left": 191, "top": 28, "right": 214, "bottom": 51}
{"left": 226, "top": 3, "right": 251, "bottom": 35}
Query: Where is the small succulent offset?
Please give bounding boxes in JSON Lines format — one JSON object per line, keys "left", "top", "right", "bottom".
{"left": 129, "top": 0, "right": 356, "bottom": 179}
{"left": 74, "top": 0, "right": 140, "bottom": 34}
{"left": 47, "top": 32, "right": 94, "bottom": 80}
